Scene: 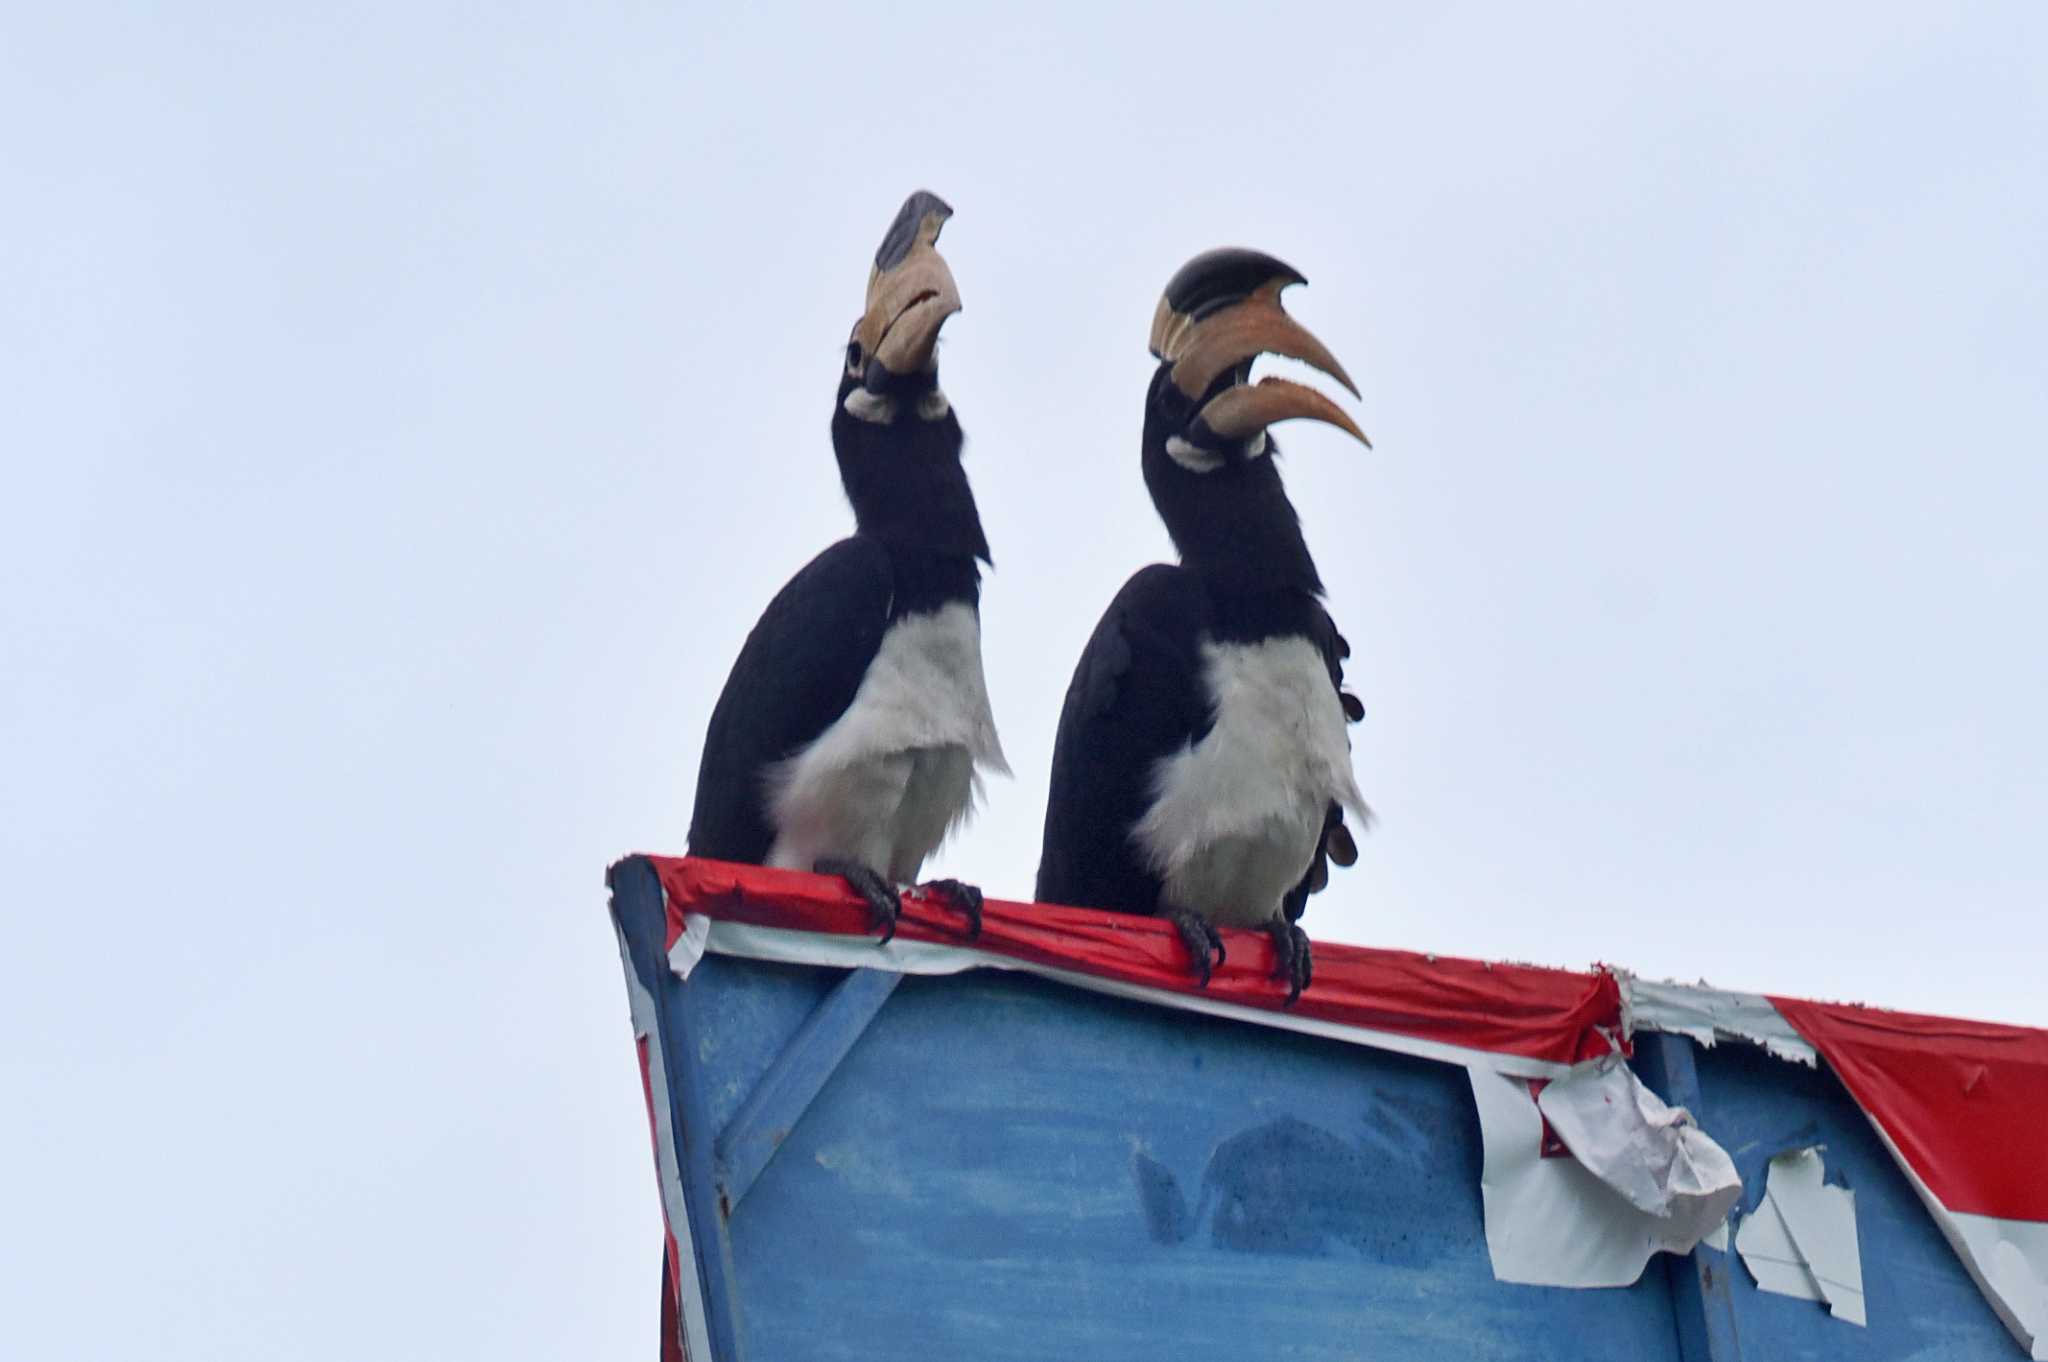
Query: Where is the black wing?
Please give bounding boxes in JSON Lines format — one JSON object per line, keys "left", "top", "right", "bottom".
{"left": 1035, "top": 564, "right": 1214, "bottom": 914}
{"left": 687, "top": 536, "right": 894, "bottom": 864}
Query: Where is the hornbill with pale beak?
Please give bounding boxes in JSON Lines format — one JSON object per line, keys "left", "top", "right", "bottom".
{"left": 687, "top": 191, "right": 1003, "bottom": 939}
{"left": 1036, "top": 248, "right": 1370, "bottom": 1002}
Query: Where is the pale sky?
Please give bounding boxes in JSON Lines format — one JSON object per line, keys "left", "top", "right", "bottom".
{"left": 4, "top": 4, "right": 2044, "bottom": 1357}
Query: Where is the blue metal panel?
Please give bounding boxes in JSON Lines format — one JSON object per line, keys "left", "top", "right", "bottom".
{"left": 609, "top": 857, "right": 745, "bottom": 1361}
{"left": 716, "top": 967, "right": 903, "bottom": 1212}
{"left": 1687, "top": 1041, "right": 2022, "bottom": 1360}
{"left": 685, "top": 956, "right": 1680, "bottom": 1362}
{"left": 692, "top": 956, "right": 841, "bottom": 1140}
{"left": 1636, "top": 1034, "right": 1745, "bottom": 1362}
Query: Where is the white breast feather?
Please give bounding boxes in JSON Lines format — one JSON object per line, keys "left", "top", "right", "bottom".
{"left": 765, "top": 602, "right": 1007, "bottom": 879}
{"left": 1133, "top": 637, "right": 1367, "bottom": 925}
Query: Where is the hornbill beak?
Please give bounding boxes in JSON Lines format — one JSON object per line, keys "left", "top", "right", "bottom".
{"left": 856, "top": 190, "right": 963, "bottom": 390}
{"left": 1149, "top": 248, "right": 1371, "bottom": 449}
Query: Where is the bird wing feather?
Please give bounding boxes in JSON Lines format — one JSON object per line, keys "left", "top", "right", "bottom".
{"left": 1035, "top": 564, "right": 1214, "bottom": 914}
{"left": 687, "top": 536, "right": 895, "bottom": 864}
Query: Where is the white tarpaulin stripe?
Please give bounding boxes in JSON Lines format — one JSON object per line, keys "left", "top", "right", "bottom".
{"left": 613, "top": 919, "right": 712, "bottom": 1362}
{"left": 1949, "top": 1213, "right": 2048, "bottom": 1362}
{"left": 683, "top": 913, "right": 1575, "bottom": 1080}
{"left": 1859, "top": 1110, "right": 2048, "bottom": 1360}
{"left": 1621, "top": 974, "right": 1817, "bottom": 1066}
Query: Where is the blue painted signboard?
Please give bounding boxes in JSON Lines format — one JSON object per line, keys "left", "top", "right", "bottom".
{"left": 608, "top": 855, "right": 2026, "bottom": 1360}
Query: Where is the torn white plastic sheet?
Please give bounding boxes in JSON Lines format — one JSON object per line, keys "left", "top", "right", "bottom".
{"left": 1621, "top": 975, "right": 1818, "bottom": 1066}
{"left": 1470, "top": 1061, "right": 1742, "bottom": 1287}
{"left": 669, "top": 910, "right": 712, "bottom": 979}
{"left": 1539, "top": 1059, "right": 1743, "bottom": 1234}
{"left": 1735, "top": 1146, "right": 1866, "bottom": 1326}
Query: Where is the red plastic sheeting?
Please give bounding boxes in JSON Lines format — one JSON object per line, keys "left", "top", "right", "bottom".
{"left": 646, "top": 856, "right": 1624, "bottom": 1068}
{"left": 1772, "top": 995, "right": 2048, "bottom": 1223}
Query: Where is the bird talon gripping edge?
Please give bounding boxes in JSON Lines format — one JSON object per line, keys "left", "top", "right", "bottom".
{"left": 815, "top": 857, "right": 904, "bottom": 943}
{"left": 915, "top": 878, "right": 984, "bottom": 939}
{"left": 1164, "top": 907, "right": 1227, "bottom": 987}
{"left": 1038, "top": 247, "right": 1374, "bottom": 1000}
{"left": 1271, "top": 919, "right": 1313, "bottom": 1006}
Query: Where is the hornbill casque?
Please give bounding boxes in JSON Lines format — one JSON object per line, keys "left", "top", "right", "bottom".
{"left": 1036, "top": 248, "right": 1371, "bottom": 1003}
{"left": 687, "top": 191, "right": 1004, "bottom": 940}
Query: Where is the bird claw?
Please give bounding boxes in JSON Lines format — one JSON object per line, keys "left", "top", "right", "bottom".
{"left": 915, "top": 878, "right": 983, "bottom": 939}
{"left": 814, "top": 858, "right": 902, "bottom": 943}
{"left": 1325, "top": 819, "right": 1358, "bottom": 867}
{"left": 1270, "top": 918, "right": 1313, "bottom": 1006}
{"left": 1162, "top": 907, "right": 1226, "bottom": 987}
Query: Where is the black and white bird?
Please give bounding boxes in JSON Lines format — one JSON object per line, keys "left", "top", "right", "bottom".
{"left": 1036, "top": 248, "right": 1370, "bottom": 1001}
{"left": 687, "top": 191, "right": 1004, "bottom": 939}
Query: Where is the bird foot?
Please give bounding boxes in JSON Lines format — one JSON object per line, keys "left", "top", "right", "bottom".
{"left": 814, "top": 858, "right": 902, "bottom": 943}
{"left": 1159, "top": 906, "right": 1226, "bottom": 987}
{"left": 913, "top": 878, "right": 983, "bottom": 939}
{"left": 1269, "top": 917, "right": 1313, "bottom": 1006}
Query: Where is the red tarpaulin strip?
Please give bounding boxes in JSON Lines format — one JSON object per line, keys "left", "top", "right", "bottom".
{"left": 1771, "top": 995, "right": 2048, "bottom": 1223}
{"left": 644, "top": 855, "right": 1622, "bottom": 1068}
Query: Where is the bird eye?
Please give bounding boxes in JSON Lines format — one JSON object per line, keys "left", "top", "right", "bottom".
{"left": 846, "top": 341, "right": 864, "bottom": 374}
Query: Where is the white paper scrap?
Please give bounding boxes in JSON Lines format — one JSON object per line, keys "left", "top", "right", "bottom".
{"left": 1735, "top": 1146, "right": 1866, "bottom": 1326}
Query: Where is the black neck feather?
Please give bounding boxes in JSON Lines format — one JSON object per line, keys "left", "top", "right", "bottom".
{"left": 1141, "top": 374, "right": 1324, "bottom": 601}
{"left": 830, "top": 373, "right": 991, "bottom": 581}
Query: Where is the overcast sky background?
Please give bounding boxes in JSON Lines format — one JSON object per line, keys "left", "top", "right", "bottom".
{"left": 4, "top": 3, "right": 2044, "bottom": 1357}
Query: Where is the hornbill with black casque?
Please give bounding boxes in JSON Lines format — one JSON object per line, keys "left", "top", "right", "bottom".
{"left": 1036, "top": 248, "right": 1371, "bottom": 1002}
{"left": 687, "top": 191, "right": 1003, "bottom": 940}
